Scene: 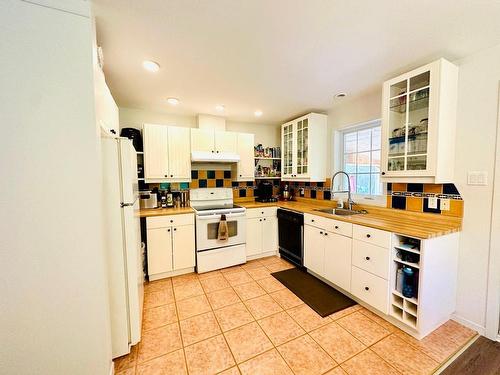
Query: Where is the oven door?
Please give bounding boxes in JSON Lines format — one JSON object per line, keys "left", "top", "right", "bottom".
{"left": 196, "top": 212, "right": 246, "bottom": 251}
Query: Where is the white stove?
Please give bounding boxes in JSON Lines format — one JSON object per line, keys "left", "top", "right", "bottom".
{"left": 191, "top": 188, "right": 247, "bottom": 273}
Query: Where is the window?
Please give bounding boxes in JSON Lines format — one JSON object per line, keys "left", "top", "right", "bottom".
{"left": 341, "top": 121, "right": 382, "bottom": 196}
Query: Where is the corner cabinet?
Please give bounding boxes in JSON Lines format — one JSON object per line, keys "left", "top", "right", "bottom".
{"left": 231, "top": 133, "right": 255, "bottom": 182}
{"left": 281, "top": 113, "right": 327, "bottom": 182}
{"left": 381, "top": 58, "right": 458, "bottom": 183}
{"left": 245, "top": 207, "right": 278, "bottom": 259}
{"left": 143, "top": 124, "right": 191, "bottom": 183}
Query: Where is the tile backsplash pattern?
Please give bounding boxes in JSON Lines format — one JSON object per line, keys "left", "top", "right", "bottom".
{"left": 387, "top": 183, "right": 463, "bottom": 217}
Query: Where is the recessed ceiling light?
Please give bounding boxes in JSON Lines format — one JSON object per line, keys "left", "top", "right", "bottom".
{"left": 215, "top": 104, "right": 225, "bottom": 112}
{"left": 254, "top": 110, "right": 263, "bottom": 117}
{"left": 142, "top": 60, "right": 160, "bottom": 72}
{"left": 334, "top": 92, "right": 347, "bottom": 99}
{"left": 166, "top": 97, "right": 180, "bottom": 106}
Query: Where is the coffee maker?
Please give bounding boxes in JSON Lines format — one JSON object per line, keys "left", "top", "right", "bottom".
{"left": 255, "top": 182, "right": 277, "bottom": 203}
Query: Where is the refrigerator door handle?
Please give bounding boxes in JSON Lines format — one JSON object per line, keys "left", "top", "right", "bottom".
{"left": 120, "top": 202, "right": 134, "bottom": 207}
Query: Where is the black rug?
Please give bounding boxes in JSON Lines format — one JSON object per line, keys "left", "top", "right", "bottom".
{"left": 271, "top": 268, "right": 356, "bottom": 317}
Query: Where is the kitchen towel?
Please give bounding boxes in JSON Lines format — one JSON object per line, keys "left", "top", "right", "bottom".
{"left": 217, "top": 214, "right": 229, "bottom": 240}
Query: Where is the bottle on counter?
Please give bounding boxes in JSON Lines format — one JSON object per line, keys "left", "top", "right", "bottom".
{"left": 166, "top": 186, "right": 174, "bottom": 207}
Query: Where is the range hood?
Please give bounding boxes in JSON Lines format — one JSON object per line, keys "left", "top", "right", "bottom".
{"left": 191, "top": 151, "right": 240, "bottom": 163}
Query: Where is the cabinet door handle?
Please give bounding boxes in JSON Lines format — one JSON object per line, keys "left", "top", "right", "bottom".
{"left": 174, "top": 228, "right": 177, "bottom": 231}
{"left": 211, "top": 150, "right": 215, "bottom": 153}
{"left": 240, "top": 174, "right": 242, "bottom": 177}
{"left": 324, "top": 232, "right": 328, "bottom": 236}
{"left": 334, "top": 225, "right": 339, "bottom": 229}
{"left": 216, "top": 150, "right": 219, "bottom": 153}
{"left": 164, "top": 174, "right": 168, "bottom": 177}
{"left": 381, "top": 172, "right": 386, "bottom": 175}
{"left": 366, "top": 234, "right": 371, "bottom": 238}
{"left": 263, "top": 218, "right": 266, "bottom": 221}
{"left": 170, "top": 174, "right": 173, "bottom": 177}
{"left": 170, "top": 220, "right": 173, "bottom": 223}
{"left": 319, "top": 231, "right": 323, "bottom": 234}
{"left": 167, "top": 229, "right": 171, "bottom": 232}
{"left": 364, "top": 286, "right": 370, "bottom": 291}
{"left": 259, "top": 219, "right": 262, "bottom": 222}
{"left": 365, "top": 256, "right": 370, "bottom": 261}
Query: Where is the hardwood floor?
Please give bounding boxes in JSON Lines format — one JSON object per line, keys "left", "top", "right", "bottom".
{"left": 442, "top": 336, "right": 500, "bottom": 375}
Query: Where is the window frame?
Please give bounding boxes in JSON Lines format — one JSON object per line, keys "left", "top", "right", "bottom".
{"left": 336, "top": 119, "right": 386, "bottom": 207}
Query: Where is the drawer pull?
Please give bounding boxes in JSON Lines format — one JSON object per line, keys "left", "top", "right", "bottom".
{"left": 311, "top": 219, "right": 315, "bottom": 222}
{"left": 261, "top": 211, "right": 264, "bottom": 214}
{"left": 366, "top": 234, "right": 371, "bottom": 238}
{"left": 364, "top": 286, "right": 370, "bottom": 291}
{"left": 320, "top": 231, "right": 323, "bottom": 234}
{"left": 334, "top": 225, "right": 339, "bottom": 229}
{"left": 324, "top": 232, "right": 328, "bottom": 236}
{"left": 263, "top": 218, "right": 266, "bottom": 221}
{"left": 170, "top": 220, "right": 174, "bottom": 223}
{"left": 365, "top": 256, "right": 370, "bottom": 261}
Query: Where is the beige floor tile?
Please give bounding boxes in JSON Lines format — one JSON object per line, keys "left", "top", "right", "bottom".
{"left": 137, "top": 323, "right": 182, "bottom": 363}
{"left": 265, "top": 262, "right": 294, "bottom": 272}
{"left": 359, "top": 308, "right": 398, "bottom": 332}
{"left": 207, "top": 287, "right": 241, "bottom": 310}
{"left": 277, "top": 335, "right": 336, "bottom": 375}
{"left": 393, "top": 328, "right": 462, "bottom": 363}
{"left": 176, "top": 294, "right": 212, "bottom": 320}
{"left": 240, "top": 259, "right": 264, "bottom": 270}
{"left": 180, "top": 311, "right": 221, "bottom": 346}
{"left": 144, "top": 288, "right": 175, "bottom": 309}
{"left": 238, "top": 349, "right": 293, "bottom": 375}
{"left": 336, "top": 311, "right": 390, "bottom": 346}
{"left": 220, "top": 265, "right": 243, "bottom": 274}
{"left": 219, "top": 366, "right": 241, "bottom": 375}
{"left": 223, "top": 270, "right": 253, "bottom": 286}
{"left": 329, "top": 305, "right": 361, "bottom": 321}
{"left": 200, "top": 274, "right": 230, "bottom": 293}
{"left": 256, "top": 277, "right": 286, "bottom": 293}
{"left": 258, "top": 311, "right": 305, "bottom": 346}
{"left": 171, "top": 272, "right": 199, "bottom": 286}
{"left": 258, "top": 256, "right": 281, "bottom": 266}
{"left": 270, "top": 289, "right": 304, "bottom": 310}
{"left": 144, "top": 278, "right": 172, "bottom": 294}
{"left": 287, "top": 304, "right": 331, "bottom": 332}
{"left": 224, "top": 321, "right": 273, "bottom": 363}
{"left": 371, "top": 335, "right": 438, "bottom": 375}
{"left": 244, "top": 294, "right": 283, "bottom": 320}
{"left": 116, "top": 368, "right": 135, "bottom": 375}
{"left": 173, "top": 280, "right": 204, "bottom": 301}
{"left": 233, "top": 281, "right": 267, "bottom": 301}
{"left": 184, "top": 335, "right": 235, "bottom": 375}
{"left": 197, "top": 269, "right": 222, "bottom": 280}
{"left": 136, "top": 349, "right": 187, "bottom": 375}
{"left": 309, "top": 321, "right": 366, "bottom": 364}
{"left": 324, "top": 366, "right": 348, "bottom": 375}
{"left": 432, "top": 320, "right": 476, "bottom": 346}
{"left": 114, "top": 344, "right": 138, "bottom": 372}
{"left": 340, "top": 349, "right": 399, "bottom": 375}
{"left": 246, "top": 266, "right": 272, "bottom": 280}
{"left": 214, "top": 302, "right": 254, "bottom": 332}
{"left": 142, "top": 303, "right": 178, "bottom": 331}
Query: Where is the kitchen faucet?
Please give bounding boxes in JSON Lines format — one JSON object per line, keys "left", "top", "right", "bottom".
{"left": 330, "top": 171, "right": 354, "bottom": 210}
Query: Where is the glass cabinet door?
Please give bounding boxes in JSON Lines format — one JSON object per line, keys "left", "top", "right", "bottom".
{"left": 282, "top": 123, "right": 294, "bottom": 176}
{"left": 387, "top": 71, "right": 430, "bottom": 173}
{"left": 296, "top": 118, "right": 308, "bottom": 175}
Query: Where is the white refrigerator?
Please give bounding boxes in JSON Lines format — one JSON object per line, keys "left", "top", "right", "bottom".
{"left": 102, "top": 137, "right": 144, "bottom": 358}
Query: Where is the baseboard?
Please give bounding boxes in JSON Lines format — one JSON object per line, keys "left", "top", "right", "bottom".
{"left": 451, "top": 314, "right": 486, "bottom": 335}
{"left": 149, "top": 267, "right": 195, "bottom": 281}
{"left": 109, "top": 361, "right": 115, "bottom": 375}
{"left": 246, "top": 250, "right": 278, "bottom": 261}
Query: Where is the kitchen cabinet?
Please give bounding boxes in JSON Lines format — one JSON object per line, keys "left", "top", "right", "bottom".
{"left": 245, "top": 208, "right": 278, "bottom": 259}
{"left": 191, "top": 128, "right": 238, "bottom": 154}
{"left": 381, "top": 58, "right": 458, "bottom": 183}
{"left": 146, "top": 214, "right": 195, "bottom": 280}
{"left": 304, "top": 224, "right": 325, "bottom": 276}
{"left": 281, "top": 113, "right": 327, "bottom": 182}
{"left": 232, "top": 133, "right": 255, "bottom": 181}
{"left": 143, "top": 124, "right": 191, "bottom": 183}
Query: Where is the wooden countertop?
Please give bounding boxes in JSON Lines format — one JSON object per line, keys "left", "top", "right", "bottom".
{"left": 235, "top": 198, "right": 462, "bottom": 239}
{"left": 139, "top": 206, "right": 194, "bottom": 218}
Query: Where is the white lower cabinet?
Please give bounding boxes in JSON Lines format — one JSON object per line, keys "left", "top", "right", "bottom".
{"left": 324, "top": 232, "right": 352, "bottom": 292}
{"left": 146, "top": 214, "right": 195, "bottom": 280}
{"left": 304, "top": 225, "right": 325, "bottom": 276}
{"left": 245, "top": 208, "right": 278, "bottom": 258}
{"left": 351, "top": 266, "right": 389, "bottom": 314}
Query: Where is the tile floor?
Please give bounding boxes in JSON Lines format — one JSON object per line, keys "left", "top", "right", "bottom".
{"left": 115, "top": 256, "right": 476, "bottom": 375}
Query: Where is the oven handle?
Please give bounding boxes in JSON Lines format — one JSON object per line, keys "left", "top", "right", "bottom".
{"left": 196, "top": 212, "right": 246, "bottom": 220}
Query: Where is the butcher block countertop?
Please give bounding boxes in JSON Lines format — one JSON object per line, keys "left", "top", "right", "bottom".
{"left": 139, "top": 206, "right": 194, "bottom": 218}
{"left": 235, "top": 198, "right": 462, "bottom": 239}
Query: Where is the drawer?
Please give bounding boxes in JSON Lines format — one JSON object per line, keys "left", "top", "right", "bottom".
{"left": 351, "top": 266, "right": 389, "bottom": 314}
{"left": 352, "top": 240, "right": 390, "bottom": 279}
{"left": 304, "top": 213, "right": 352, "bottom": 237}
{"left": 146, "top": 213, "right": 194, "bottom": 229}
{"left": 353, "top": 224, "right": 391, "bottom": 248}
{"left": 246, "top": 207, "right": 277, "bottom": 219}
{"left": 304, "top": 213, "right": 329, "bottom": 230}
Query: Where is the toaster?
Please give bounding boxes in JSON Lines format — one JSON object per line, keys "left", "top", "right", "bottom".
{"left": 139, "top": 191, "right": 158, "bottom": 209}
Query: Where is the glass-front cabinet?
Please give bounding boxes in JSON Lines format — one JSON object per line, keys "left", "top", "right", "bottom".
{"left": 281, "top": 113, "right": 327, "bottom": 182}
{"left": 381, "top": 59, "right": 458, "bottom": 183}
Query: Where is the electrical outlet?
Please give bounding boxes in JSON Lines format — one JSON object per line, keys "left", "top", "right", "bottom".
{"left": 428, "top": 197, "right": 438, "bottom": 209}
{"left": 467, "top": 171, "right": 488, "bottom": 185}
{"left": 441, "top": 199, "right": 450, "bottom": 211}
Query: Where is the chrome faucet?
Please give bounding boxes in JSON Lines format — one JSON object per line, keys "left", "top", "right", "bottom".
{"left": 330, "top": 171, "right": 354, "bottom": 210}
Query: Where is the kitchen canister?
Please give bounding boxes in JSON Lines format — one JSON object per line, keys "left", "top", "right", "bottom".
{"left": 402, "top": 267, "right": 415, "bottom": 298}
{"left": 396, "top": 268, "right": 404, "bottom": 293}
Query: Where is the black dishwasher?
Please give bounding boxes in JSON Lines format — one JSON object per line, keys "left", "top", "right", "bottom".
{"left": 277, "top": 208, "right": 304, "bottom": 267}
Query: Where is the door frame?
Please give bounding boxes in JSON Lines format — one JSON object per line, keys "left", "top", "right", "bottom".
{"left": 485, "top": 83, "right": 500, "bottom": 340}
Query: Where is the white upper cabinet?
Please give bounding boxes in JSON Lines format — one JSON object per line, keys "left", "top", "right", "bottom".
{"left": 191, "top": 129, "right": 238, "bottom": 154}
{"left": 232, "top": 132, "right": 255, "bottom": 181}
{"left": 215, "top": 131, "right": 237, "bottom": 153}
{"left": 143, "top": 124, "right": 191, "bottom": 182}
{"left": 381, "top": 58, "right": 458, "bottom": 183}
{"left": 281, "top": 113, "right": 327, "bottom": 182}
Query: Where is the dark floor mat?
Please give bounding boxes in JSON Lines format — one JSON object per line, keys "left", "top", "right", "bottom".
{"left": 271, "top": 268, "right": 356, "bottom": 317}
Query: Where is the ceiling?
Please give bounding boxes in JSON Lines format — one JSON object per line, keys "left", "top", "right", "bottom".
{"left": 93, "top": 0, "right": 500, "bottom": 124}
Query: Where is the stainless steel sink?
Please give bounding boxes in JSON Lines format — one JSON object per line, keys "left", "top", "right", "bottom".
{"left": 314, "top": 208, "right": 367, "bottom": 216}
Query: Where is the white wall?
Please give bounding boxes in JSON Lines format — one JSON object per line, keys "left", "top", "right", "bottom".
{"left": 0, "top": 1, "right": 112, "bottom": 374}
{"left": 327, "top": 44, "right": 500, "bottom": 334}
{"left": 119, "top": 107, "right": 281, "bottom": 146}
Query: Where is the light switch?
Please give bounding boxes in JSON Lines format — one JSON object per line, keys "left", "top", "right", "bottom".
{"left": 467, "top": 171, "right": 488, "bottom": 186}
{"left": 441, "top": 199, "right": 450, "bottom": 211}
{"left": 428, "top": 197, "right": 438, "bottom": 209}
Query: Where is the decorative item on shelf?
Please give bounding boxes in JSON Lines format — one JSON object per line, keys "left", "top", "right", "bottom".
{"left": 254, "top": 144, "right": 281, "bottom": 158}
{"left": 402, "top": 267, "right": 416, "bottom": 298}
